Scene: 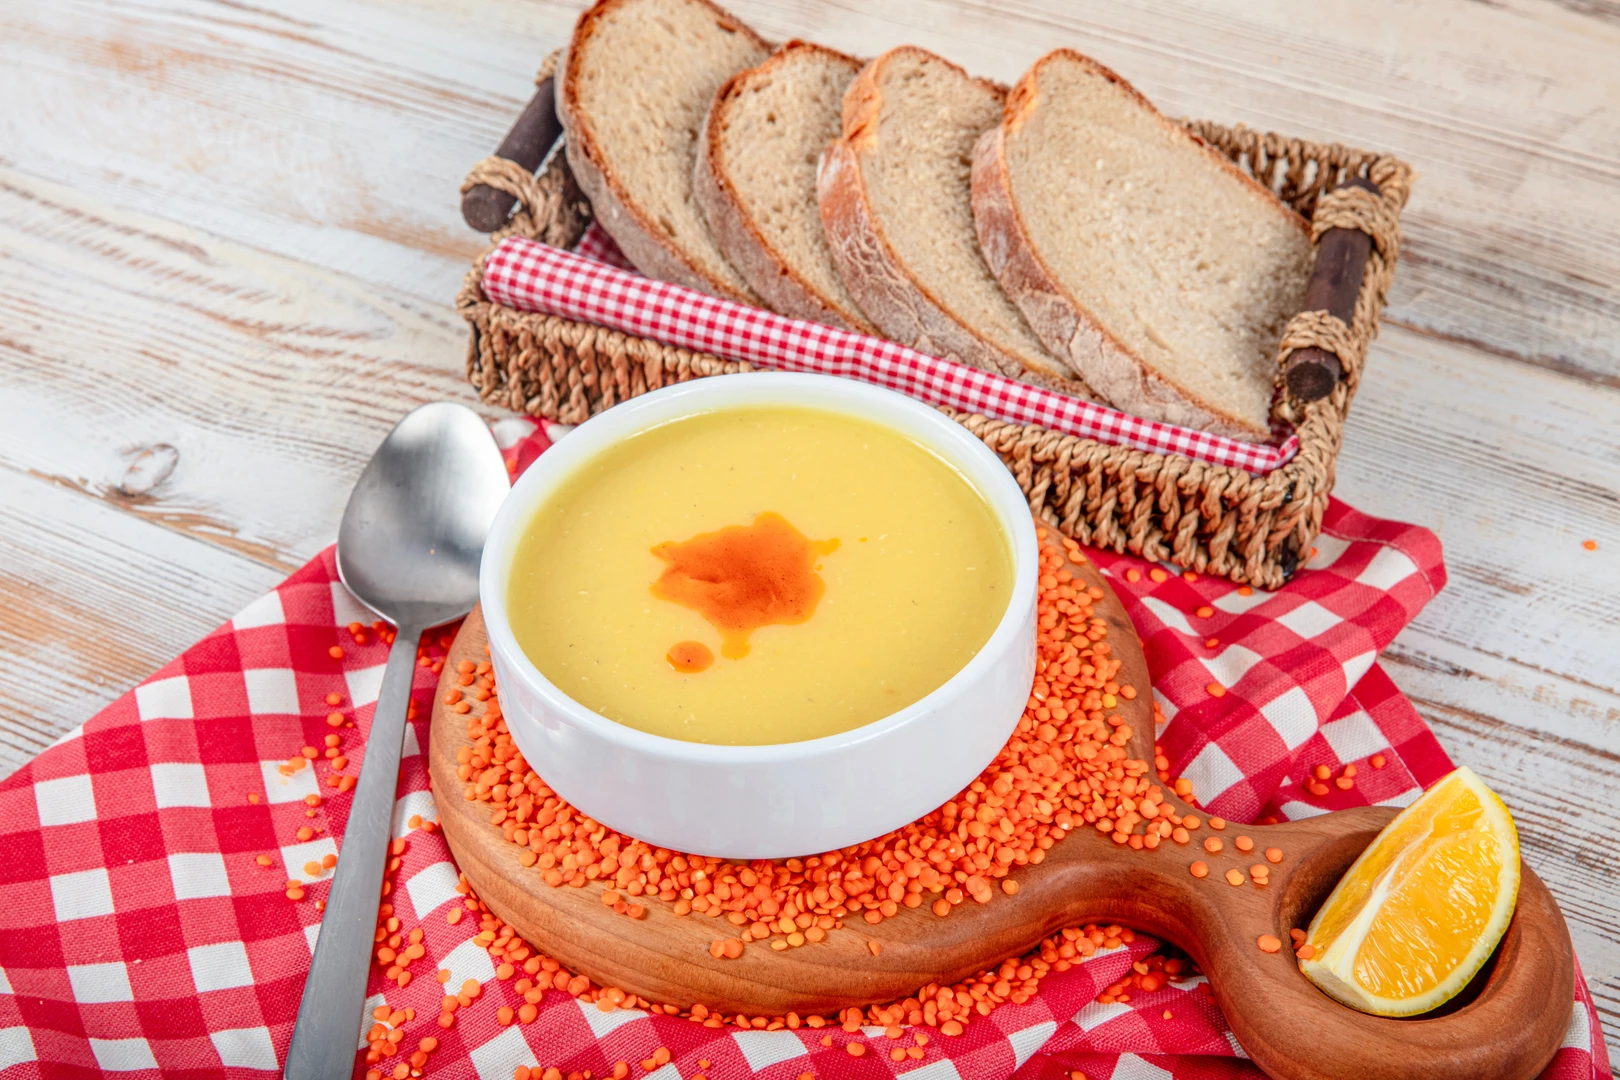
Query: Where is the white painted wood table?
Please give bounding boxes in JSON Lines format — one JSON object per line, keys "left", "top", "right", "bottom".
{"left": 2, "top": 0, "right": 1616, "bottom": 1049}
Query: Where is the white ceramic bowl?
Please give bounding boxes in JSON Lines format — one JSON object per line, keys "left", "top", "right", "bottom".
{"left": 479, "top": 373, "right": 1038, "bottom": 858}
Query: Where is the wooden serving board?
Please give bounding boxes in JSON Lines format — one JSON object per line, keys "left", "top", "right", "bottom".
{"left": 428, "top": 543, "right": 1575, "bottom": 1080}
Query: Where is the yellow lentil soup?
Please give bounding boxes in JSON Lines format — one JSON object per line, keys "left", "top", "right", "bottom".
{"left": 506, "top": 406, "right": 1013, "bottom": 745}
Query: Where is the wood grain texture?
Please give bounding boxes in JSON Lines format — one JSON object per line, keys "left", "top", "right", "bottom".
{"left": 432, "top": 554, "right": 1574, "bottom": 1080}
{"left": 0, "top": 0, "right": 1616, "bottom": 1049}
{"left": 0, "top": 169, "right": 485, "bottom": 761}
{"left": 3, "top": 0, "right": 1615, "bottom": 377}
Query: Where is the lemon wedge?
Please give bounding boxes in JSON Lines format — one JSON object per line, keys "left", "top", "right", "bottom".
{"left": 1300, "top": 766, "right": 1520, "bottom": 1016}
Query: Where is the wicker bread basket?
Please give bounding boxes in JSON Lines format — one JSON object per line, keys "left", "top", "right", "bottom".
{"left": 456, "top": 95, "right": 1410, "bottom": 589}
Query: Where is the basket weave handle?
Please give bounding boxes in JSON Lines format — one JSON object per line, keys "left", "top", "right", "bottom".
{"left": 1282, "top": 175, "right": 1380, "bottom": 402}
{"left": 461, "top": 77, "right": 565, "bottom": 233}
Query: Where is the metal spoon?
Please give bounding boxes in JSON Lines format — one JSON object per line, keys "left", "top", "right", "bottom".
{"left": 284, "top": 402, "right": 509, "bottom": 1080}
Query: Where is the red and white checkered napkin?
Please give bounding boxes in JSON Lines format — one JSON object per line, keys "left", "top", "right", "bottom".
{"left": 0, "top": 419, "right": 1608, "bottom": 1080}
{"left": 485, "top": 230, "right": 1300, "bottom": 475}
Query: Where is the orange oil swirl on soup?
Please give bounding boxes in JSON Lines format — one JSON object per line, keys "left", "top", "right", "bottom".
{"left": 651, "top": 512, "right": 839, "bottom": 666}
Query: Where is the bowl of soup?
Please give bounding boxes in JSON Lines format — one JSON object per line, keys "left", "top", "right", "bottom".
{"left": 479, "top": 373, "right": 1038, "bottom": 858}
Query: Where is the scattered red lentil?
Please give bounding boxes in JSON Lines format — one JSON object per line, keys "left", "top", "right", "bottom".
{"left": 1257, "top": 934, "right": 1282, "bottom": 954}
{"left": 1189, "top": 861, "right": 1209, "bottom": 879}
{"left": 1233, "top": 835, "right": 1253, "bottom": 853}
{"left": 1094, "top": 949, "right": 1193, "bottom": 1005}
{"left": 1264, "top": 847, "right": 1283, "bottom": 864}
{"left": 1224, "top": 869, "right": 1245, "bottom": 887}
{"left": 1195, "top": 606, "right": 1214, "bottom": 618}
{"left": 1206, "top": 682, "right": 1226, "bottom": 698}
{"left": 329, "top": 645, "right": 344, "bottom": 660}
{"left": 1583, "top": 540, "right": 1598, "bottom": 552}
{"left": 1296, "top": 943, "right": 1317, "bottom": 960}
{"left": 1371, "top": 753, "right": 1387, "bottom": 769}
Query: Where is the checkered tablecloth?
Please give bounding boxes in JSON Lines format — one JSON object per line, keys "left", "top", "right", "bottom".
{"left": 0, "top": 415, "right": 1606, "bottom": 1080}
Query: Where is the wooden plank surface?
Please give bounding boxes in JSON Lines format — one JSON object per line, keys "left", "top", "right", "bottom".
{"left": 0, "top": 0, "right": 1615, "bottom": 1049}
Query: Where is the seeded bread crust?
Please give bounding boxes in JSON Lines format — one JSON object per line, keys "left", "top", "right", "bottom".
{"left": 971, "top": 49, "right": 1311, "bottom": 441}
{"left": 696, "top": 42, "right": 877, "bottom": 333}
{"left": 817, "top": 47, "right": 1092, "bottom": 396}
{"left": 558, "top": 0, "right": 769, "bottom": 303}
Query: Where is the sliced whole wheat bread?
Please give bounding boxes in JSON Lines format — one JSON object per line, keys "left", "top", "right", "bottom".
{"left": 696, "top": 42, "right": 877, "bottom": 332}
{"left": 817, "top": 47, "right": 1090, "bottom": 394}
{"left": 972, "top": 49, "right": 1313, "bottom": 441}
{"left": 558, "top": 0, "right": 770, "bottom": 303}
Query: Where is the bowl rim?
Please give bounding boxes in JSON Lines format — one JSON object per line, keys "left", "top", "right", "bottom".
{"left": 478, "top": 372, "right": 1039, "bottom": 766}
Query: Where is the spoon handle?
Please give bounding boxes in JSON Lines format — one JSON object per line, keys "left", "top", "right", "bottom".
{"left": 284, "top": 629, "right": 423, "bottom": 1080}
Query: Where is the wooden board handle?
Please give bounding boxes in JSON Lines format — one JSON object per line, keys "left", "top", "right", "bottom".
{"left": 1283, "top": 175, "right": 1380, "bottom": 402}
{"left": 1178, "top": 810, "right": 1573, "bottom": 1080}
{"left": 461, "top": 79, "right": 564, "bottom": 233}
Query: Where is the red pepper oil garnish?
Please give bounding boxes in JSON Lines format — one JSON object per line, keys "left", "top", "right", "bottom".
{"left": 651, "top": 512, "right": 839, "bottom": 662}
{"left": 665, "top": 641, "right": 714, "bottom": 674}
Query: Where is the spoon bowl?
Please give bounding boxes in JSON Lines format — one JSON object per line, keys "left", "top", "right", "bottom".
{"left": 336, "top": 402, "right": 510, "bottom": 628}
{"left": 285, "top": 401, "right": 509, "bottom": 1080}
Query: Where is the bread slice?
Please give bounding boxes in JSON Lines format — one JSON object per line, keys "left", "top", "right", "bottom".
{"left": 696, "top": 42, "right": 877, "bottom": 333}
{"left": 972, "top": 49, "right": 1313, "bottom": 441}
{"left": 817, "top": 47, "right": 1090, "bottom": 394}
{"left": 558, "top": 0, "right": 770, "bottom": 302}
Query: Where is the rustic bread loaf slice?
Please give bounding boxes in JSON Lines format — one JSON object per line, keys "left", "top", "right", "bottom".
{"left": 817, "top": 47, "right": 1089, "bottom": 393}
{"left": 559, "top": 0, "right": 769, "bottom": 302}
{"left": 972, "top": 49, "right": 1313, "bottom": 441}
{"left": 696, "top": 42, "right": 877, "bottom": 332}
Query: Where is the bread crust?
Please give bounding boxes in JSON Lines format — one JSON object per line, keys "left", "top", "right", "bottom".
{"left": 696, "top": 42, "right": 878, "bottom": 333}
{"left": 558, "top": 0, "right": 767, "bottom": 304}
{"left": 817, "top": 47, "right": 1092, "bottom": 396}
{"left": 973, "top": 49, "right": 1310, "bottom": 442}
